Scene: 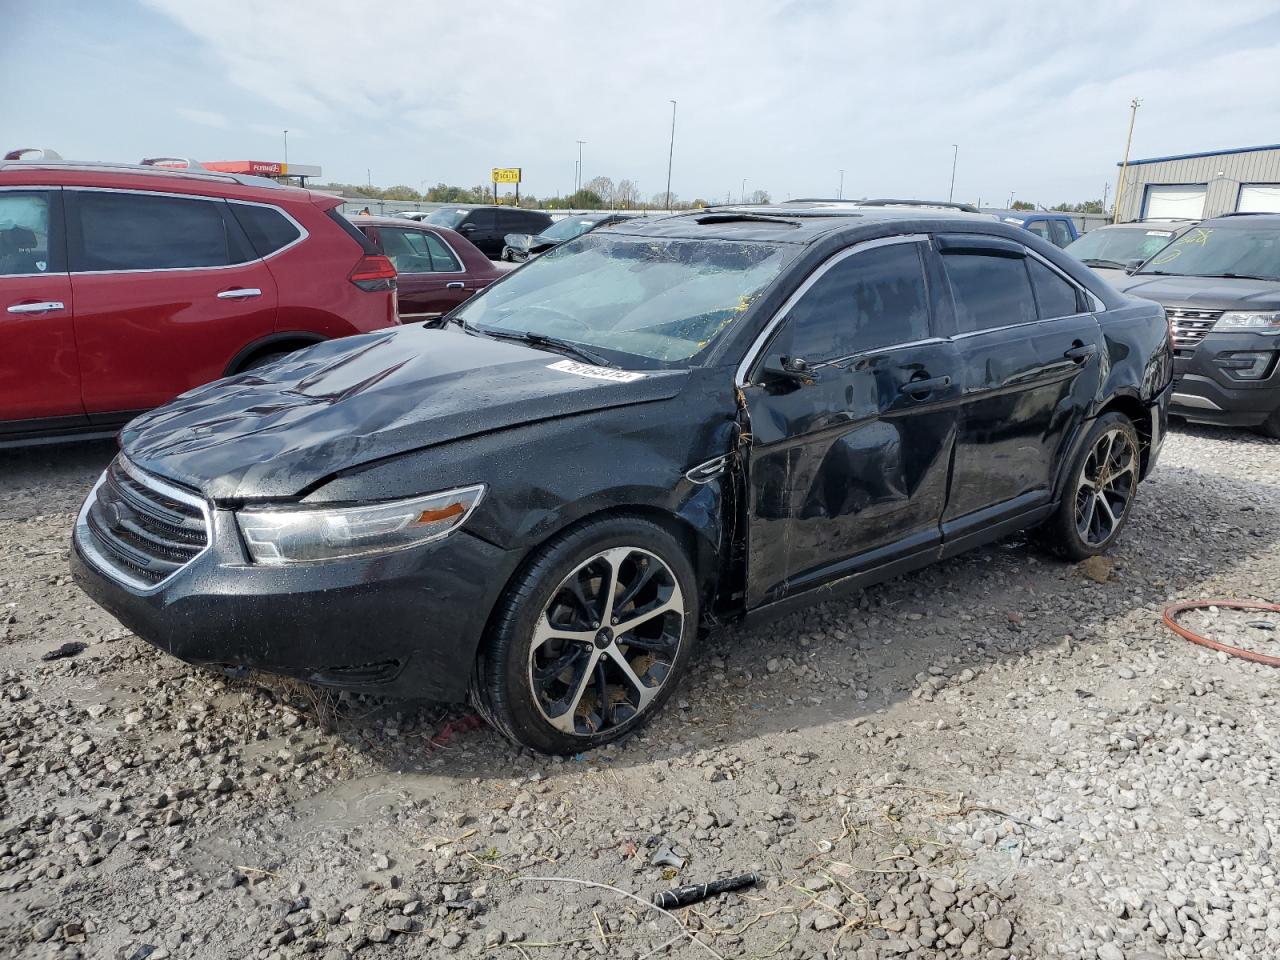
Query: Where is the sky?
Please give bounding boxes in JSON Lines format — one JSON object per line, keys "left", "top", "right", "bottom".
{"left": 4, "top": 1, "right": 1280, "bottom": 208}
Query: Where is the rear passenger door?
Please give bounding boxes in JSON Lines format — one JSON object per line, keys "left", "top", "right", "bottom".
{"left": 459, "top": 209, "right": 499, "bottom": 257}
{"left": 934, "top": 235, "right": 1102, "bottom": 548}
{"left": 0, "top": 188, "right": 83, "bottom": 430}
{"left": 742, "top": 236, "right": 963, "bottom": 607}
{"left": 67, "top": 189, "right": 279, "bottom": 416}
{"left": 373, "top": 225, "right": 470, "bottom": 320}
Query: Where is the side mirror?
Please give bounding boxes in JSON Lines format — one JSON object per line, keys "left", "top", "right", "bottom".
{"left": 459, "top": 223, "right": 477, "bottom": 233}
{"left": 761, "top": 355, "right": 817, "bottom": 388}
{"left": 1124, "top": 259, "right": 1144, "bottom": 275}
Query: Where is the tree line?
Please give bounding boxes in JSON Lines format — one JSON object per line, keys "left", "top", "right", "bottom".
{"left": 311, "top": 176, "right": 771, "bottom": 210}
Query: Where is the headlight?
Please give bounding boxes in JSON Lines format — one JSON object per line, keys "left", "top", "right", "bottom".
{"left": 237, "top": 485, "right": 485, "bottom": 565}
{"left": 1214, "top": 311, "right": 1280, "bottom": 331}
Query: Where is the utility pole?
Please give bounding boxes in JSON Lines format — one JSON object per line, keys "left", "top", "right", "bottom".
{"left": 838, "top": 169, "right": 844, "bottom": 200}
{"left": 948, "top": 144, "right": 958, "bottom": 202}
{"left": 1007, "top": 190, "right": 1015, "bottom": 208}
{"left": 576, "top": 140, "right": 585, "bottom": 194}
{"left": 741, "top": 179, "right": 747, "bottom": 204}
{"left": 283, "top": 129, "right": 288, "bottom": 168}
{"left": 366, "top": 168, "right": 371, "bottom": 187}
{"left": 1102, "top": 181, "right": 1110, "bottom": 216}
{"left": 665, "top": 100, "right": 677, "bottom": 213}
{"left": 1113, "top": 97, "right": 1141, "bottom": 224}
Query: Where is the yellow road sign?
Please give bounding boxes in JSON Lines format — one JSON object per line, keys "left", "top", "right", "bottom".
{"left": 491, "top": 167, "right": 521, "bottom": 184}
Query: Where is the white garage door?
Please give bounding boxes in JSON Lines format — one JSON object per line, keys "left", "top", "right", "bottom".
{"left": 1143, "top": 185, "right": 1207, "bottom": 219}
{"left": 1237, "top": 184, "right": 1280, "bottom": 213}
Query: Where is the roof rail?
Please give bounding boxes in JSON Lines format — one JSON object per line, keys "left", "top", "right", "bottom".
{"left": 859, "top": 198, "right": 982, "bottom": 214}
{"left": 140, "top": 157, "right": 209, "bottom": 171}
{"left": 4, "top": 148, "right": 64, "bottom": 161}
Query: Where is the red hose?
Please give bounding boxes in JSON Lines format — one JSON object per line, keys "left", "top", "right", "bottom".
{"left": 1162, "top": 599, "right": 1280, "bottom": 667}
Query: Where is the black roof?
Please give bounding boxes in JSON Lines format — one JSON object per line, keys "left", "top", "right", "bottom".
{"left": 603, "top": 203, "right": 999, "bottom": 245}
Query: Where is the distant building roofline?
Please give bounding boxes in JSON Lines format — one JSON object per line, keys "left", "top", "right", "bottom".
{"left": 1116, "top": 144, "right": 1280, "bottom": 167}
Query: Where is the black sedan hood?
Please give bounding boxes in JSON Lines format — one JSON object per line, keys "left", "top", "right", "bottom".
{"left": 121, "top": 327, "right": 688, "bottom": 502}
{"left": 1117, "top": 274, "right": 1280, "bottom": 310}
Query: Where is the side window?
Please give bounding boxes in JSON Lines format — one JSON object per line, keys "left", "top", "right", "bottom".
{"left": 942, "top": 252, "right": 1038, "bottom": 334}
{"left": 1024, "top": 219, "right": 1051, "bottom": 241}
{"left": 467, "top": 209, "right": 497, "bottom": 230}
{"left": 422, "top": 232, "right": 461, "bottom": 271}
{"left": 770, "top": 242, "right": 930, "bottom": 363}
{"left": 1049, "top": 220, "right": 1074, "bottom": 248}
{"left": 0, "top": 191, "right": 59, "bottom": 275}
{"left": 228, "top": 203, "right": 301, "bottom": 257}
{"left": 72, "top": 191, "right": 247, "bottom": 271}
{"left": 1028, "top": 258, "right": 1083, "bottom": 320}
{"left": 378, "top": 228, "right": 434, "bottom": 274}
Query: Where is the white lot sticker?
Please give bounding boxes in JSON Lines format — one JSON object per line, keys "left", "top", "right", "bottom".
{"left": 547, "top": 359, "right": 646, "bottom": 383}
{"left": 1146, "top": 230, "right": 1174, "bottom": 237}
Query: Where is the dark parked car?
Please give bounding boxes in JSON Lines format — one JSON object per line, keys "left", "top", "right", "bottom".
{"left": 987, "top": 210, "right": 1079, "bottom": 248}
{"left": 350, "top": 215, "right": 501, "bottom": 320}
{"left": 71, "top": 206, "right": 1172, "bottom": 754}
{"left": 426, "top": 205, "right": 553, "bottom": 259}
{"left": 1116, "top": 214, "right": 1280, "bottom": 437}
{"left": 502, "top": 212, "right": 638, "bottom": 262}
{"left": 1064, "top": 220, "right": 1192, "bottom": 283}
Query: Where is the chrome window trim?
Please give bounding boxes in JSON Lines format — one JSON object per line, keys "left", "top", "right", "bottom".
{"left": 734, "top": 234, "right": 930, "bottom": 387}
{"left": 63, "top": 187, "right": 309, "bottom": 275}
{"left": 74, "top": 456, "right": 214, "bottom": 595}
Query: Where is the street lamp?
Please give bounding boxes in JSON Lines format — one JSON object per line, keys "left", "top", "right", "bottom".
{"left": 283, "top": 129, "right": 289, "bottom": 168}
{"left": 665, "top": 100, "right": 677, "bottom": 212}
{"left": 838, "top": 169, "right": 844, "bottom": 200}
{"left": 741, "top": 178, "right": 747, "bottom": 204}
{"left": 576, "top": 140, "right": 586, "bottom": 194}
{"left": 948, "top": 144, "right": 958, "bottom": 203}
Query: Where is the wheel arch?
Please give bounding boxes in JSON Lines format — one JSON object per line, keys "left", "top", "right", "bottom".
{"left": 1095, "top": 392, "right": 1153, "bottom": 477}
{"left": 224, "top": 332, "right": 326, "bottom": 376}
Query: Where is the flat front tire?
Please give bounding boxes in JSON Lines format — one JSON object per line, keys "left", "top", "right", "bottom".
{"left": 471, "top": 517, "right": 698, "bottom": 755}
{"left": 1041, "top": 411, "right": 1141, "bottom": 561}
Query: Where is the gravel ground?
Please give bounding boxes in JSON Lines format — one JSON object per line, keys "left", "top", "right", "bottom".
{"left": 1, "top": 425, "right": 1278, "bottom": 960}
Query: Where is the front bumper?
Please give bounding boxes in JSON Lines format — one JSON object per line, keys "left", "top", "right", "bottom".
{"left": 1170, "top": 332, "right": 1280, "bottom": 427}
{"left": 71, "top": 495, "right": 510, "bottom": 701}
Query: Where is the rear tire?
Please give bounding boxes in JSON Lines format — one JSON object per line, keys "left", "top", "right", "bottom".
{"left": 1041, "top": 412, "right": 1141, "bottom": 561}
{"left": 470, "top": 516, "right": 698, "bottom": 755}
{"left": 241, "top": 348, "right": 300, "bottom": 372}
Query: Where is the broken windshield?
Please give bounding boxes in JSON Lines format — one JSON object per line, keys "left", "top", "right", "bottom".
{"left": 453, "top": 234, "right": 795, "bottom": 368}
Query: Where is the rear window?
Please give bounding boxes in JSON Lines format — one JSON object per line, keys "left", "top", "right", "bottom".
{"left": 229, "top": 203, "right": 301, "bottom": 257}
{"left": 71, "top": 191, "right": 250, "bottom": 271}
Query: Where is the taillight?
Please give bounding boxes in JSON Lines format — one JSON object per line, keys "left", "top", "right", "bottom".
{"left": 349, "top": 255, "right": 397, "bottom": 292}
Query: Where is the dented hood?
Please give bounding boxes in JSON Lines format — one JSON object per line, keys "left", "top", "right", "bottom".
{"left": 121, "top": 326, "right": 689, "bottom": 501}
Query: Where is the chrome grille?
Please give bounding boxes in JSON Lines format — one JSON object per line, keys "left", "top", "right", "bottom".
{"left": 78, "top": 457, "right": 210, "bottom": 589}
{"left": 1168, "top": 308, "right": 1222, "bottom": 353}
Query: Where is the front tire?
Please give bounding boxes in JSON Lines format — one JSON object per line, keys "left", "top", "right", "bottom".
{"left": 1254, "top": 409, "right": 1280, "bottom": 439}
{"left": 1041, "top": 412, "right": 1141, "bottom": 561}
{"left": 471, "top": 517, "right": 698, "bottom": 755}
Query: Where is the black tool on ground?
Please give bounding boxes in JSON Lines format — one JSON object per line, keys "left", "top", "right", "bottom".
{"left": 652, "top": 872, "right": 760, "bottom": 909}
{"left": 41, "top": 641, "right": 87, "bottom": 661}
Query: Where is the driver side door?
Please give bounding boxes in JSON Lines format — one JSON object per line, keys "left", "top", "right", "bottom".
{"left": 741, "top": 236, "right": 963, "bottom": 608}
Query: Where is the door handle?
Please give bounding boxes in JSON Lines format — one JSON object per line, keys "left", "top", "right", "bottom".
{"left": 900, "top": 375, "right": 952, "bottom": 398}
{"left": 216, "top": 288, "right": 262, "bottom": 300}
{"left": 446, "top": 281, "right": 466, "bottom": 289}
{"left": 1064, "top": 342, "right": 1098, "bottom": 363}
{"left": 7, "top": 301, "right": 65, "bottom": 314}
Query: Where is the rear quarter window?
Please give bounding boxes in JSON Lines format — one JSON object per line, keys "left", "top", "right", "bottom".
{"left": 942, "top": 252, "right": 1038, "bottom": 333}
{"left": 229, "top": 203, "right": 301, "bottom": 257}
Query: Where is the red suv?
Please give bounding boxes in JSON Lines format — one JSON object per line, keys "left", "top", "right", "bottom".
{"left": 0, "top": 152, "right": 399, "bottom": 445}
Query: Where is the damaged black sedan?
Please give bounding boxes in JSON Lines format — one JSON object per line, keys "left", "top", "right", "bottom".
{"left": 72, "top": 206, "right": 1173, "bottom": 754}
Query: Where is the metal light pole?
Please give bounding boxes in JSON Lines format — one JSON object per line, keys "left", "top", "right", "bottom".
{"left": 838, "top": 169, "right": 844, "bottom": 200}
{"left": 283, "top": 129, "right": 289, "bottom": 168}
{"left": 1007, "top": 190, "right": 1015, "bottom": 208}
{"left": 741, "top": 179, "right": 747, "bottom": 204}
{"left": 665, "top": 100, "right": 677, "bottom": 213}
{"left": 1113, "top": 97, "right": 1141, "bottom": 224}
{"left": 948, "top": 144, "right": 958, "bottom": 202}
{"left": 576, "top": 140, "right": 585, "bottom": 194}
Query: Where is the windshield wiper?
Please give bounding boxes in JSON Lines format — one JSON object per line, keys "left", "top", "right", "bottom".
{"left": 1082, "top": 258, "right": 1126, "bottom": 269}
{"left": 485, "top": 329, "right": 617, "bottom": 368}
{"left": 1206, "top": 272, "right": 1277, "bottom": 281}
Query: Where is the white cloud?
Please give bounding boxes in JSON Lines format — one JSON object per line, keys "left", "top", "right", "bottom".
{"left": 176, "top": 107, "right": 229, "bottom": 129}
{"left": 142, "top": 0, "right": 1280, "bottom": 203}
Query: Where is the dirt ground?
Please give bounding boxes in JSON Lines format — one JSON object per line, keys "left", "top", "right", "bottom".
{"left": 1, "top": 426, "right": 1278, "bottom": 960}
